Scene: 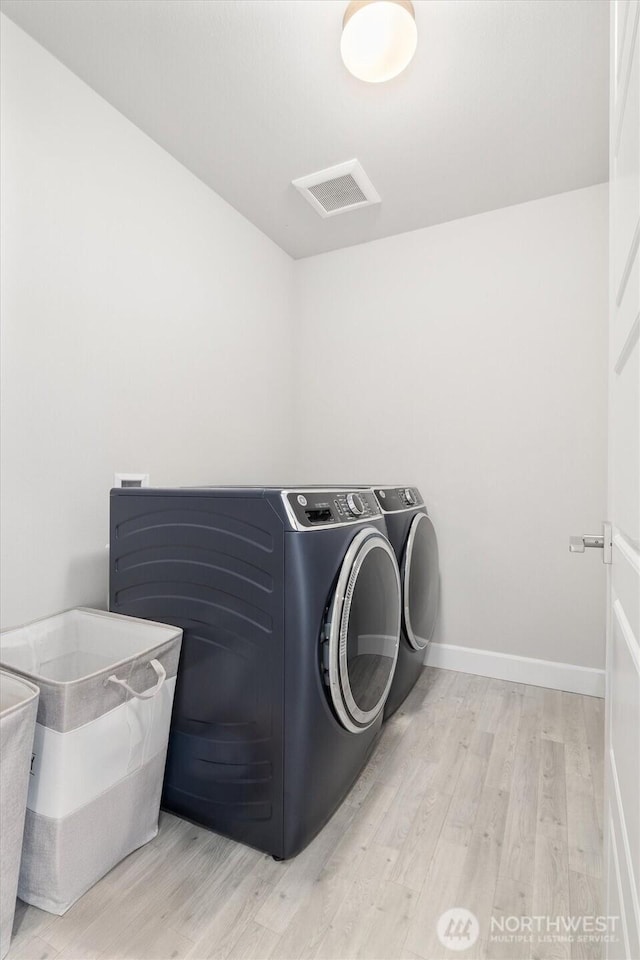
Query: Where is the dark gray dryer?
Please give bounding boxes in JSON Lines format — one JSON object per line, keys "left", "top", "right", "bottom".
{"left": 372, "top": 487, "right": 440, "bottom": 719}
{"left": 109, "top": 487, "right": 401, "bottom": 859}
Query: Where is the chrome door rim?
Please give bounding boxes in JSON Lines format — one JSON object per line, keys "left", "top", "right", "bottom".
{"left": 327, "top": 528, "right": 401, "bottom": 734}
{"left": 403, "top": 512, "right": 439, "bottom": 651}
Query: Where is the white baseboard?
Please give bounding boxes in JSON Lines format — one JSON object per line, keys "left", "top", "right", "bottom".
{"left": 424, "top": 642, "right": 605, "bottom": 698}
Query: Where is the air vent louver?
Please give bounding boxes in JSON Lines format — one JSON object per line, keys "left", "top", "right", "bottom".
{"left": 292, "top": 160, "right": 380, "bottom": 218}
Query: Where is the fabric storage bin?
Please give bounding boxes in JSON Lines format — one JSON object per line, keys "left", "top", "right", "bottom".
{"left": 0, "top": 670, "right": 39, "bottom": 960}
{"left": 0, "top": 608, "right": 182, "bottom": 915}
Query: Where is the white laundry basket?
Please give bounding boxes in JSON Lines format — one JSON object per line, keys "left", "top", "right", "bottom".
{"left": 0, "top": 671, "right": 39, "bottom": 959}
{"left": 0, "top": 608, "right": 182, "bottom": 915}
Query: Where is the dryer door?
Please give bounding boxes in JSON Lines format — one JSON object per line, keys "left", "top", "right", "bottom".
{"left": 402, "top": 513, "right": 440, "bottom": 650}
{"left": 325, "top": 528, "right": 401, "bottom": 733}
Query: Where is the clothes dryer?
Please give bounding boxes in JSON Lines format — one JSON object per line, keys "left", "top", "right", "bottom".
{"left": 109, "top": 487, "right": 401, "bottom": 858}
{"left": 371, "top": 487, "right": 440, "bottom": 719}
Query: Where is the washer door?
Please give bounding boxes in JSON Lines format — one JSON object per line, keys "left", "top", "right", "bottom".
{"left": 326, "top": 528, "right": 401, "bottom": 733}
{"left": 402, "top": 513, "right": 440, "bottom": 650}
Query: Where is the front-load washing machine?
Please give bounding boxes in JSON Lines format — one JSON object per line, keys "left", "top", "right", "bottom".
{"left": 109, "top": 487, "right": 401, "bottom": 859}
{"left": 371, "top": 487, "right": 440, "bottom": 719}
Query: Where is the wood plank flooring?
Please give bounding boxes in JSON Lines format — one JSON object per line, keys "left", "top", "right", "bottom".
{"left": 7, "top": 668, "right": 605, "bottom": 960}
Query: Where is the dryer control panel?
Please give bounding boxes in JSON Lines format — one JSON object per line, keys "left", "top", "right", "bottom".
{"left": 283, "top": 489, "right": 381, "bottom": 530}
{"left": 373, "top": 487, "right": 424, "bottom": 512}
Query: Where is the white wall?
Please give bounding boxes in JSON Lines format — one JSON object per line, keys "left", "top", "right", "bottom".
{"left": 292, "top": 185, "right": 608, "bottom": 671}
{"left": 0, "top": 17, "right": 294, "bottom": 629}
{"left": 1, "top": 15, "right": 609, "bottom": 676}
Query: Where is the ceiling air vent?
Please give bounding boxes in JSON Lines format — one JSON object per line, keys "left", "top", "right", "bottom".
{"left": 292, "top": 160, "right": 380, "bottom": 218}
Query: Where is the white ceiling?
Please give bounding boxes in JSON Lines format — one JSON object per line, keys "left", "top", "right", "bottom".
{"left": 1, "top": 0, "right": 609, "bottom": 259}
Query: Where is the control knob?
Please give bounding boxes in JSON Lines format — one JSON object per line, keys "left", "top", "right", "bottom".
{"left": 346, "top": 493, "right": 365, "bottom": 516}
{"left": 404, "top": 488, "right": 416, "bottom": 505}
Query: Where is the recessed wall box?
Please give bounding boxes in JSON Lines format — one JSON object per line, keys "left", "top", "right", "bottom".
{"left": 114, "top": 473, "right": 150, "bottom": 488}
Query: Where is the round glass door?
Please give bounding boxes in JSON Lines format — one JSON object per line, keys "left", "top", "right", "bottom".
{"left": 403, "top": 513, "right": 440, "bottom": 650}
{"left": 326, "top": 529, "right": 401, "bottom": 733}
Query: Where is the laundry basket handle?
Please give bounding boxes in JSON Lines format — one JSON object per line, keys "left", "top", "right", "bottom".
{"left": 107, "top": 659, "right": 166, "bottom": 700}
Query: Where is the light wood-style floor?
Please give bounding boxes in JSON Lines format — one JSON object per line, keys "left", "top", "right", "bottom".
{"left": 8, "top": 667, "right": 604, "bottom": 960}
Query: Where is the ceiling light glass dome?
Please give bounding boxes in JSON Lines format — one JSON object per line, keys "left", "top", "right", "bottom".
{"left": 341, "top": 0, "right": 418, "bottom": 83}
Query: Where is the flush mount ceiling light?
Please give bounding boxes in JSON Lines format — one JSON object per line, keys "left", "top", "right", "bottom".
{"left": 341, "top": 0, "right": 417, "bottom": 83}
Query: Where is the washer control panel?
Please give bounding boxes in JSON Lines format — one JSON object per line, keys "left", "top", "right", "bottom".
{"left": 285, "top": 489, "right": 380, "bottom": 529}
{"left": 373, "top": 487, "right": 424, "bottom": 512}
